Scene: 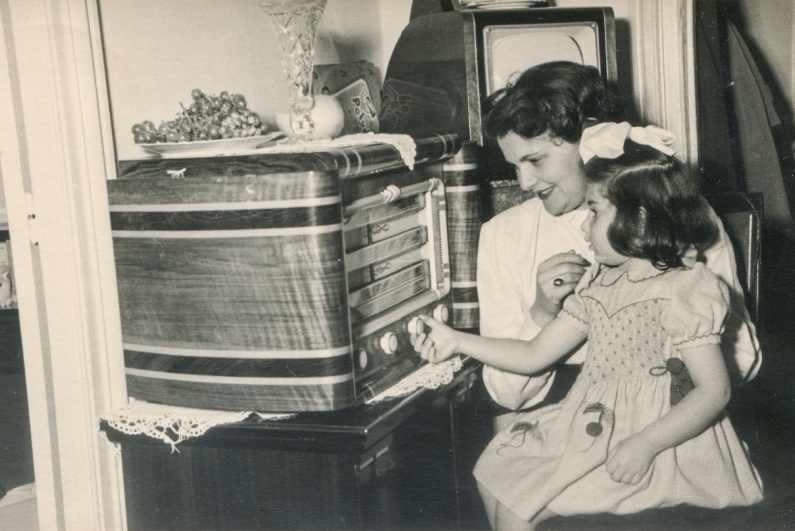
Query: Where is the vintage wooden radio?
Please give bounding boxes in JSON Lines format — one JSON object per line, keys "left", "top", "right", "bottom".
{"left": 108, "top": 135, "right": 462, "bottom": 412}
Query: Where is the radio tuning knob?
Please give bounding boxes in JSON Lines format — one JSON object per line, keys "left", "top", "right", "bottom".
{"left": 433, "top": 305, "right": 449, "bottom": 323}
{"left": 407, "top": 316, "right": 425, "bottom": 335}
{"left": 379, "top": 332, "right": 398, "bottom": 354}
{"left": 357, "top": 349, "right": 368, "bottom": 370}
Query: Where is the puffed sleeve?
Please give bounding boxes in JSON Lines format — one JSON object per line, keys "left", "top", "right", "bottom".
{"left": 558, "top": 289, "right": 590, "bottom": 336}
{"left": 661, "top": 263, "right": 730, "bottom": 349}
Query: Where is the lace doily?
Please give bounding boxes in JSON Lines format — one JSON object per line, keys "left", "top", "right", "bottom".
{"left": 101, "top": 398, "right": 294, "bottom": 452}
{"left": 259, "top": 132, "right": 417, "bottom": 169}
{"left": 366, "top": 356, "right": 464, "bottom": 403}
{"left": 101, "top": 357, "right": 463, "bottom": 449}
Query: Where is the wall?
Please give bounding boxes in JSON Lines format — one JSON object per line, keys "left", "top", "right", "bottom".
{"left": 99, "top": 0, "right": 407, "bottom": 161}
{"left": 378, "top": 0, "right": 413, "bottom": 73}
{"left": 100, "top": 0, "right": 690, "bottom": 162}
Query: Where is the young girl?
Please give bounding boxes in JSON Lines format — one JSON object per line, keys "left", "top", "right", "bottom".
{"left": 412, "top": 123, "right": 764, "bottom": 530}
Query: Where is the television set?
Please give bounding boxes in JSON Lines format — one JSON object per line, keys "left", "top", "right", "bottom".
{"left": 380, "top": 7, "right": 616, "bottom": 144}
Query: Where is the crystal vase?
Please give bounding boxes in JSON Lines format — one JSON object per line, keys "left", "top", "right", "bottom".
{"left": 261, "top": 0, "right": 327, "bottom": 142}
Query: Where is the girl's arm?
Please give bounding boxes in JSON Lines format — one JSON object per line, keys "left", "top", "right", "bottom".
{"left": 605, "top": 342, "right": 731, "bottom": 484}
{"left": 413, "top": 314, "right": 586, "bottom": 375}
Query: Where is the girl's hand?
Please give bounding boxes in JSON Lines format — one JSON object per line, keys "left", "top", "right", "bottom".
{"left": 605, "top": 434, "right": 657, "bottom": 485}
{"left": 532, "top": 251, "right": 591, "bottom": 326}
{"left": 410, "top": 315, "right": 459, "bottom": 364}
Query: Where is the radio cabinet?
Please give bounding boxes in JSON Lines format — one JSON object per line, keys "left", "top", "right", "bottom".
{"left": 109, "top": 135, "right": 481, "bottom": 412}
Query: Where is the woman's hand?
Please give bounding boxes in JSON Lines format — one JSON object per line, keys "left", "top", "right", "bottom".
{"left": 605, "top": 434, "right": 657, "bottom": 485}
{"left": 532, "top": 251, "right": 591, "bottom": 326}
{"left": 410, "top": 315, "right": 460, "bottom": 364}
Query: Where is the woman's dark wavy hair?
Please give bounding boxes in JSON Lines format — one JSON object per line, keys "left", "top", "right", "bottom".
{"left": 585, "top": 141, "right": 719, "bottom": 270}
{"left": 483, "top": 61, "right": 626, "bottom": 142}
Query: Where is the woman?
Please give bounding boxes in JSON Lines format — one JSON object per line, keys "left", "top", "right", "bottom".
{"left": 415, "top": 126, "right": 764, "bottom": 529}
{"left": 476, "top": 61, "right": 761, "bottom": 431}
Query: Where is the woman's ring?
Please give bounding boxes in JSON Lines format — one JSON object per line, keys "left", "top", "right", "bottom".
{"left": 553, "top": 277, "right": 565, "bottom": 287}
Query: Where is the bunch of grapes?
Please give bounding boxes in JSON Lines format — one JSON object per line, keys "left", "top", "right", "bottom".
{"left": 131, "top": 88, "right": 268, "bottom": 144}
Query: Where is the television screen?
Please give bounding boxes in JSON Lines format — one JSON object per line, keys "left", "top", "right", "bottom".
{"left": 484, "top": 22, "right": 601, "bottom": 94}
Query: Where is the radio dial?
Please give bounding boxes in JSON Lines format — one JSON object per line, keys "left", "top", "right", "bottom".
{"left": 379, "top": 332, "right": 398, "bottom": 354}
{"left": 433, "top": 305, "right": 449, "bottom": 323}
{"left": 407, "top": 316, "right": 425, "bottom": 335}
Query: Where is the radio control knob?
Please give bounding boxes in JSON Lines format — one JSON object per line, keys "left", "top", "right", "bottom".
{"left": 407, "top": 316, "right": 425, "bottom": 335}
{"left": 433, "top": 305, "right": 449, "bottom": 323}
{"left": 379, "top": 332, "right": 398, "bottom": 354}
{"left": 357, "top": 349, "right": 368, "bottom": 370}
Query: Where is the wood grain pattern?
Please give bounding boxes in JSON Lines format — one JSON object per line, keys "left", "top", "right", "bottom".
{"left": 443, "top": 141, "right": 482, "bottom": 330}
{"left": 109, "top": 135, "right": 461, "bottom": 412}
{"left": 348, "top": 262, "right": 429, "bottom": 309}
{"left": 124, "top": 349, "right": 352, "bottom": 378}
{"left": 110, "top": 203, "right": 342, "bottom": 232}
{"left": 344, "top": 227, "right": 426, "bottom": 271}
{"left": 110, "top": 170, "right": 340, "bottom": 204}
{"left": 126, "top": 373, "right": 355, "bottom": 412}
{"left": 115, "top": 134, "right": 460, "bottom": 183}
{"left": 486, "top": 179, "right": 535, "bottom": 218}
{"left": 113, "top": 232, "right": 348, "bottom": 351}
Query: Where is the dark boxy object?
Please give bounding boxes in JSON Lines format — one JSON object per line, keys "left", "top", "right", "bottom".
{"left": 379, "top": 7, "right": 616, "bottom": 145}
{"left": 108, "top": 135, "right": 460, "bottom": 412}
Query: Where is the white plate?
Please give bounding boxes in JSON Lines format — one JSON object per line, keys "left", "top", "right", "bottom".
{"left": 464, "top": 0, "right": 545, "bottom": 8}
{"left": 139, "top": 132, "right": 285, "bottom": 159}
{"left": 462, "top": 0, "right": 544, "bottom": 3}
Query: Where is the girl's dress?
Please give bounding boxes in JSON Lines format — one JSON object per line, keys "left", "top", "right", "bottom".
{"left": 473, "top": 261, "right": 763, "bottom": 521}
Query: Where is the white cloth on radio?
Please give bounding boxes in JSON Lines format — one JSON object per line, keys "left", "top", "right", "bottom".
{"left": 101, "top": 399, "right": 295, "bottom": 452}
{"left": 257, "top": 132, "right": 418, "bottom": 169}
{"left": 366, "top": 356, "right": 464, "bottom": 403}
{"left": 101, "top": 357, "right": 463, "bottom": 449}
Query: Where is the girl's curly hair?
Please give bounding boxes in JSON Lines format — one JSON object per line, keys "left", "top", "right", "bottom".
{"left": 586, "top": 142, "right": 718, "bottom": 269}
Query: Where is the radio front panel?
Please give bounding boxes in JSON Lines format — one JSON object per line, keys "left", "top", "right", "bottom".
{"left": 109, "top": 136, "right": 459, "bottom": 412}
{"left": 342, "top": 176, "right": 452, "bottom": 400}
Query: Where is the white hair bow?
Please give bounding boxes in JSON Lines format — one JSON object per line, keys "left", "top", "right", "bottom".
{"left": 579, "top": 122, "right": 676, "bottom": 163}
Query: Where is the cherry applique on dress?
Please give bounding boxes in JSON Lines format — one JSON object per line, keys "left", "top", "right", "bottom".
{"left": 650, "top": 358, "right": 694, "bottom": 406}
{"left": 581, "top": 403, "right": 614, "bottom": 450}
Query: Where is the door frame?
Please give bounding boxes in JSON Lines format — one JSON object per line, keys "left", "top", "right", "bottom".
{"left": 0, "top": 1, "right": 127, "bottom": 529}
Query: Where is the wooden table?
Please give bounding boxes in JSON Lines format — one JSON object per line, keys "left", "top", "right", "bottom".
{"left": 101, "top": 358, "right": 492, "bottom": 531}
